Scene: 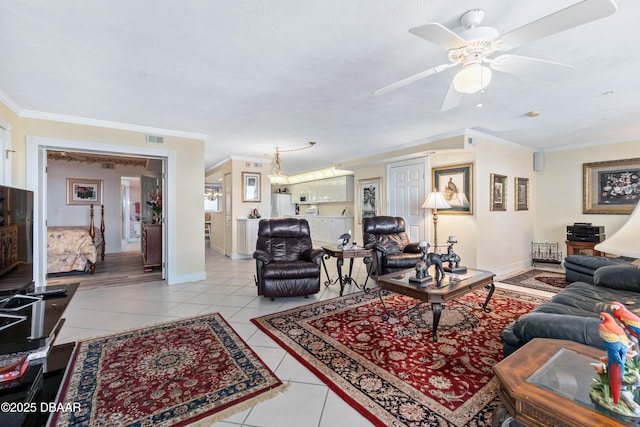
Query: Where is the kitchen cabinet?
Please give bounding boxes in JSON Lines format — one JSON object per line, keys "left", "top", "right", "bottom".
{"left": 305, "top": 216, "right": 354, "bottom": 244}
{"left": 291, "top": 176, "right": 354, "bottom": 204}
{"left": 237, "top": 218, "right": 261, "bottom": 255}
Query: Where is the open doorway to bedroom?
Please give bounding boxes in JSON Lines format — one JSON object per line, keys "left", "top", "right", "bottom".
{"left": 26, "top": 136, "right": 172, "bottom": 288}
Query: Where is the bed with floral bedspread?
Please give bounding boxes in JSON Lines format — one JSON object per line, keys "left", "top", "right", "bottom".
{"left": 47, "top": 205, "right": 105, "bottom": 275}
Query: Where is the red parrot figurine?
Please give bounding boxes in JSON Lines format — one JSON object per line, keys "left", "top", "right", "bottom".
{"left": 598, "top": 312, "right": 629, "bottom": 405}
{"left": 611, "top": 301, "right": 640, "bottom": 340}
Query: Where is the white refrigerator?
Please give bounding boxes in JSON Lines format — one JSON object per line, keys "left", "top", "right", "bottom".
{"left": 271, "top": 194, "right": 295, "bottom": 217}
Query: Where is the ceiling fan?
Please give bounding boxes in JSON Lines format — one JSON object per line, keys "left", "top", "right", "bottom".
{"left": 374, "top": 0, "right": 617, "bottom": 111}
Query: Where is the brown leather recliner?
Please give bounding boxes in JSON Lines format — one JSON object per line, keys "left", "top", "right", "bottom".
{"left": 253, "top": 218, "right": 324, "bottom": 299}
{"left": 362, "top": 216, "right": 423, "bottom": 280}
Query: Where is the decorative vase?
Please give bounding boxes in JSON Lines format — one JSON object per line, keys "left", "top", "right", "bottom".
{"left": 152, "top": 212, "right": 160, "bottom": 224}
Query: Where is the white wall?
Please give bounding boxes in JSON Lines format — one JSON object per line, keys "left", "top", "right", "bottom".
{"left": 536, "top": 140, "right": 640, "bottom": 251}
{"left": 47, "top": 158, "right": 154, "bottom": 253}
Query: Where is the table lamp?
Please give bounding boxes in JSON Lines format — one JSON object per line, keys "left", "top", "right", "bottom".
{"left": 421, "top": 190, "right": 452, "bottom": 248}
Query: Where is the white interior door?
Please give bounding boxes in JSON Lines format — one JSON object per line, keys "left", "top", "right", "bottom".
{"left": 386, "top": 158, "right": 427, "bottom": 242}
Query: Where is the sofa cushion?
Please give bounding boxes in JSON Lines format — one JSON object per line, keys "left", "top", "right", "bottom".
{"left": 502, "top": 281, "right": 640, "bottom": 356}
{"left": 594, "top": 264, "right": 640, "bottom": 292}
{"left": 564, "top": 255, "right": 629, "bottom": 271}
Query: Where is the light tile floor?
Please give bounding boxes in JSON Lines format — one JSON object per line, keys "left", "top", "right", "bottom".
{"left": 57, "top": 249, "right": 554, "bottom": 427}
{"left": 58, "top": 248, "right": 377, "bottom": 427}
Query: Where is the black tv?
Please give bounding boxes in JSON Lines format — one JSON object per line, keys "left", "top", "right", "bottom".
{"left": 0, "top": 185, "right": 34, "bottom": 293}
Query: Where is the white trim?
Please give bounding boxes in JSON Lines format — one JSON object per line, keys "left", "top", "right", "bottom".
{"left": 21, "top": 110, "right": 208, "bottom": 141}
{"left": 0, "top": 89, "right": 22, "bottom": 116}
{"left": 25, "top": 136, "right": 185, "bottom": 286}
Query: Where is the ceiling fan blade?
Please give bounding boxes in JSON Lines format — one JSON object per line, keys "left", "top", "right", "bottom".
{"left": 499, "top": 0, "right": 617, "bottom": 49}
{"left": 409, "top": 23, "right": 468, "bottom": 50}
{"left": 374, "top": 63, "right": 458, "bottom": 96}
{"left": 440, "top": 81, "right": 463, "bottom": 111}
{"left": 490, "top": 54, "right": 575, "bottom": 81}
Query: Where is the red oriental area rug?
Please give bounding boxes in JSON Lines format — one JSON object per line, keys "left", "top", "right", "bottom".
{"left": 252, "top": 288, "right": 547, "bottom": 427}
{"left": 500, "top": 268, "right": 570, "bottom": 292}
{"left": 52, "top": 313, "right": 287, "bottom": 427}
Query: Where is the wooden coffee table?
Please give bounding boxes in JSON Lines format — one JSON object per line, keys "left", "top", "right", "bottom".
{"left": 377, "top": 267, "right": 495, "bottom": 342}
{"left": 493, "top": 338, "right": 632, "bottom": 427}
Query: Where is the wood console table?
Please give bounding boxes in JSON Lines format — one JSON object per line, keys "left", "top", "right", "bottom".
{"left": 565, "top": 240, "right": 602, "bottom": 257}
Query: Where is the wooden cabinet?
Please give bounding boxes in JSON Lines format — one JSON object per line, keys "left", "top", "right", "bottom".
{"left": 565, "top": 240, "right": 602, "bottom": 257}
{"left": 0, "top": 225, "right": 18, "bottom": 276}
{"left": 142, "top": 223, "right": 162, "bottom": 272}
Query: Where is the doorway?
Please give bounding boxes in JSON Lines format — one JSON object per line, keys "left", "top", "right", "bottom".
{"left": 26, "top": 136, "right": 173, "bottom": 286}
{"left": 121, "top": 177, "right": 141, "bottom": 251}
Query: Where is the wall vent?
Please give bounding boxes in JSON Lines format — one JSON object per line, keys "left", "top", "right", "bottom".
{"left": 146, "top": 134, "right": 164, "bottom": 144}
{"left": 102, "top": 162, "right": 115, "bottom": 169}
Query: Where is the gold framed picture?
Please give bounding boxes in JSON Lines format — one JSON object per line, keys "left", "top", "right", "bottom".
{"left": 514, "top": 177, "right": 529, "bottom": 211}
{"left": 66, "top": 178, "right": 103, "bottom": 205}
{"left": 490, "top": 173, "right": 507, "bottom": 211}
{"left": 583, "top": 158, "right": 640, "bottom": 214}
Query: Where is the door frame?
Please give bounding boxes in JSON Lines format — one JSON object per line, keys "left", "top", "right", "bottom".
{"left": 26, "top": 136, "right": 174, "bottom": 286}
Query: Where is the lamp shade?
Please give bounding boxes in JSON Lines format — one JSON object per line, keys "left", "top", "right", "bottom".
{"left": 421, "top": 191, "right": 452, "bottom": 210}
{"left": 594, "top": 202, "right": 640, "bottom": 258}
{"left": 453, "top": 63, "right": 492, "bottom": 94}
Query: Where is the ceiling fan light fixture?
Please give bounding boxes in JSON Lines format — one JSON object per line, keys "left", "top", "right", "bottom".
{"left": 453, "top": 63, "right": 492, "bottom": 94}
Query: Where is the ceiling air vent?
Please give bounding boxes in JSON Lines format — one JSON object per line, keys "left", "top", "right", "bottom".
{"left": 146, "top": 134, "right": 164, "bottom": 144}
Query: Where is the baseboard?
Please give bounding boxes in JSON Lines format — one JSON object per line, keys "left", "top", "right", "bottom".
{"left": 491, "top": 260, "right": 534, "bottom": 280}
{"left": 167, "top": 271, "right": 206, "bottom": 285}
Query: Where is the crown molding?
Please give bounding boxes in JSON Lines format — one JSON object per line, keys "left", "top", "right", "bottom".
{"left": 0, "top": 89, "right": 23, "bottom": 116}
{"left": 20, "top": 109, "right": 209, "bottom": 141}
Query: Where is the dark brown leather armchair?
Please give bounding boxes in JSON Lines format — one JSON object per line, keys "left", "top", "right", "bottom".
{"left": 362, "top": 216, "right": 422, "bottom": 280}
{"left": 253, "top": 218, "right": 324, "bottom": 299}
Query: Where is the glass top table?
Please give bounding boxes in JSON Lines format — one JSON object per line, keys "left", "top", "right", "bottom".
{"left": 529, "top": 347, "right": 640, "bottom": 425}
{"left": 494, "top": 338, "right": 637, "bottom": 427}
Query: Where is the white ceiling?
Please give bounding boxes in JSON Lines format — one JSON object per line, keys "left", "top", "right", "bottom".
{"left": 1, "top": 0, "right": 638, "bottom": 175}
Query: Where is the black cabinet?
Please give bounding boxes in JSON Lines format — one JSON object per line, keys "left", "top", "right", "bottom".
{"left": 0, "top": 284, "right": 77, "bottom": 426}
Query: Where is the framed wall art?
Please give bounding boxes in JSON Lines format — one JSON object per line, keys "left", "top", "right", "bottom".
{"left": 66, "top": 178, "right": 103, "bottom": 205}
{"left": 242, "top": 172, "right": 261, "bottom": 202}
{"left": 358, "top": 177, "right": 380, "bottom": 224}
{"left": 432, "top": 163, "right": 473, "bottom": 214}
{"left": 514, "top": 177, "right": 529, "bottom": 211}
{"left": 490, "top": 173, "right": 507, "bottom": 211}
{"left": 583, "top": 157, "right": 640, "bottom": 214}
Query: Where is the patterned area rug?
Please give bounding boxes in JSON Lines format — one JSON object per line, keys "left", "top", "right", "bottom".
{"left": 52, "top": 313, "right": 287, "bottom": 427}
{"left": 500, "top": 268, "right": 570, "bottom": 292}
{"left": 252, "top": 288, "right": 547, "bottom": 427}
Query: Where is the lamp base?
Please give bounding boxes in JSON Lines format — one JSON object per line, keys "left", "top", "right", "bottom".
{"left": 444, "top": 266, "right": 467, "bottom": 274}
{"left": 409, "top": 275, "right": 433, "bottom": 285}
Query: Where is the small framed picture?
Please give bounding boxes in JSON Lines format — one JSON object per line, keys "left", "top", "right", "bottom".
{"left": 514, "top": 177, "right": 529, "bottom": 211}
{"left": 358, "top": 177, "right": 381, "bottom": 224}
{"left": 242, "top": 172, "right": 261, "bottom": 202}
{"left": 490, "top": 173, "right": 507, "bottom": 211}
{"left": 66, "top": 178, "right": 103, "bottom": 205}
